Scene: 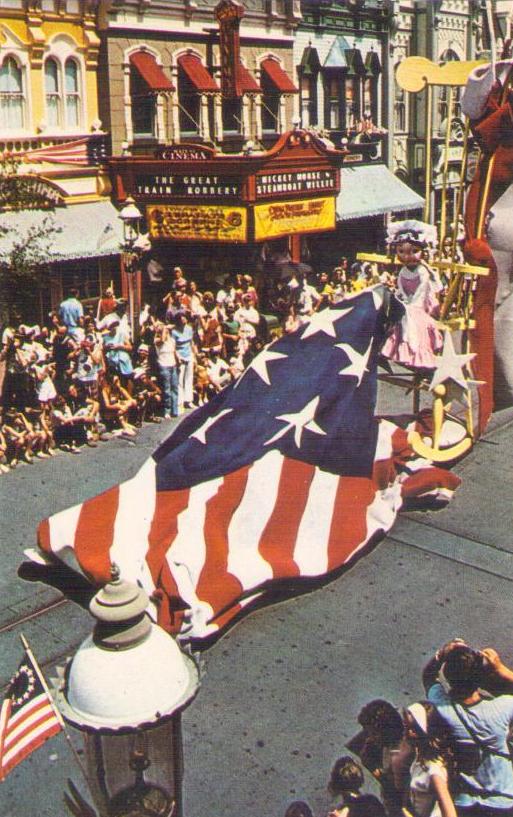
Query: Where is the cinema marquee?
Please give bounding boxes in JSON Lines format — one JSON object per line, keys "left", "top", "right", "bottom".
{"left": 109, "top": 129, "right": 346, "bottom": 259}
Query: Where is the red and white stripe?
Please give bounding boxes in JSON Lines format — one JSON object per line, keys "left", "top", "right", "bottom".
{"left": 37, "top": 420, "right": 460, "bottom": 640}
{"left": 0, "top": 693, "right": 61, "bottom": 781}
{"left": 22, "top": 138, "right": 90, "bottom": 165}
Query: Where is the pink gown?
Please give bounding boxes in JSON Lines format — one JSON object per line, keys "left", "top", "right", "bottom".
{"left": 382, "top": 263, "right": 443, "bottom": 368}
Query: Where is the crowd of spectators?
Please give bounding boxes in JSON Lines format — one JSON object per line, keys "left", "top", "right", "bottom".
{"left": 0, "top": 258, "right": 391, "bottom": 471}
{"left": 284, "top": 638, "right": 513, "bottom": 817}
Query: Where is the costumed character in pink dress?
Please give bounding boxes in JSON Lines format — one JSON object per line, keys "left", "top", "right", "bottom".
{"left": 382, "top": 220, "right": 443, "bottom": 369}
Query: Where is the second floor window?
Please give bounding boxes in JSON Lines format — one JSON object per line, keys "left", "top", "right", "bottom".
{"left": 261, "top": 71, "right": 280, "bottom": 132}
{"left": 325, "top": 75, "right": 341, "bottom": 130}
{"left": 345, "top": 77, "right": 358, "bottom": 130}
{"left": 178, "top": 66, "right": 200, "bottom": 136}
{"left": 130, "top": 65, "right": 156, "bottom": 139}
{"left": 65, "top": 59, "right": 80, "bottom": 127}
{"left": 45, "top": 58, "right": 60, "bottom": 127}
{"left": 300, "top": 75, "right": 317, "bottom": 127}
{"left": 0, "top": 56, "right": 24, "bottom": 130}
{"left": 222, "top": 97, "right": 242, "bottom": 135}
{"left": 45, "top": 56, "right": 81, "bottom": 129}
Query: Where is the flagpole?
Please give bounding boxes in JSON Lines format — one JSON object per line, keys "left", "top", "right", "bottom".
{"left": 19, "top": 634, "right": 101, "bottom": 816}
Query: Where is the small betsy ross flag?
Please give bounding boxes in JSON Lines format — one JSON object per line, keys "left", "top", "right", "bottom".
{"left": 0, "top": 642, "right": 63, "bottom": 781}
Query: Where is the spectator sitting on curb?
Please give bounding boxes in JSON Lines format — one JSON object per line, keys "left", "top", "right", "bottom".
{"left": 3, "top": 408, "right": 38, "bottom": 464}
{"left": 133, "top": 369, "right": 162, "bottom": 425}
{"left": 100, "top": 368, "right": 137, "bottom": 436}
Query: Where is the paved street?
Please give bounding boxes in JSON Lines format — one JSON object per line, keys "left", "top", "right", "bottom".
{"left": 1, "top": 402, "right": 513, "bottom": 817}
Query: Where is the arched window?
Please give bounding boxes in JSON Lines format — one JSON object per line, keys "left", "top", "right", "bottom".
{"left": 177, "top": 64, "right": 200, "bottom": 136}
{"left": 261, "top": 69, "right": 280, "bottom": 133}
{"left": 130, "top": 62, "right": 156, "bottom": 139}
{"left": 0, "top": 56, "right": 24, "bottom": 129}
{"left": 45, "top": 57, "right": 61, "bottom": 127}
{"left": 65, "top": 58, "right": 80, "bottom": 127}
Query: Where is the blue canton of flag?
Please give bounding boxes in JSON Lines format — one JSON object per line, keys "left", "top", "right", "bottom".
{"left": 155, "top": 287, "right": 392, "bottom": 490}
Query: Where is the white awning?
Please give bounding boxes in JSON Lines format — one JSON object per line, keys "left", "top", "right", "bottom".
{"left": 337, "top": 165, "right": 424, "bottom": 221}
{"left": 0, "top": 200, "right": 125, "bottom": 262}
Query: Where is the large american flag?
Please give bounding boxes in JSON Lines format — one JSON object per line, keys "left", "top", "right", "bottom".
{"left": 0, "top": 649, "right": 62, "bottom": 781}
{"left": 37, "top": 288, "right": 460, "bottom": 640}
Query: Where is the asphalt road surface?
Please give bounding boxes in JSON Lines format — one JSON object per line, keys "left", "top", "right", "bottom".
{"left": 1, "top": 407, "right": 513, "bottom": 817}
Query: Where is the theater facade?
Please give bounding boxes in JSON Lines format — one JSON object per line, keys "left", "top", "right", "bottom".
{"left": 109, "top": 128, "right": 346, "bottom": 302}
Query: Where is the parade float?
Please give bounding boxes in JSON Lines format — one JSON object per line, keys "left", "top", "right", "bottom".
{"left": 357, "top": 47, "right": 513, "bottom": 464}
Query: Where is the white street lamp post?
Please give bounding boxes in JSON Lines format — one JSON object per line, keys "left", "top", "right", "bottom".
{"left": 56, "top": 566, "right": 200, "bottom": 817}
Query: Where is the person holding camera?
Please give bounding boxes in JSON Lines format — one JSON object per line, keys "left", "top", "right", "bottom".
{"left": 424, "top": 640, "right": 513, "bottom": 817}
{"left": 153, "top": 322, "right": 179, "bottom": 419}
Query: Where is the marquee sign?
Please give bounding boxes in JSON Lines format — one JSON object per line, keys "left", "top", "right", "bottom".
{"left": 134, "top": 173, "right": 242, "bottom": 200}
{"left": 154, "top": 144, "right": 216, "bottom": 161}
{"left": 147, "top": 203, "right": 247, "bottom": 242}
{"left": 109, "top": 129, "right": 345, "bottom": 244}
{"left": 255, "top": 169, "right": 338, "bottom": 199}
{"left": 254, "top": 197, "right": 336, "bottom": 241}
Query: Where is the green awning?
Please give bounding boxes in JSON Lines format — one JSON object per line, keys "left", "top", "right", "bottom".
{"left": 0, "top": 199, "right": 125, "bottom": 262}
{"left": 337, "top": 165, "right": 424, "bottom": 221}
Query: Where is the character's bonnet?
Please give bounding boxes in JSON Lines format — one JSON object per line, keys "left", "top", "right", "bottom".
{"left": 387, "top": 220, "right": 438, "bottom": 249}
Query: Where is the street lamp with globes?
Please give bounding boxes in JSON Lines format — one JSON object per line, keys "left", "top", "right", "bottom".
{"left": 119, "top": 196, "right": 144, "bottom": 340}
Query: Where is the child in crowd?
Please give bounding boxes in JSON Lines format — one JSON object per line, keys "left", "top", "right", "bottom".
{"left": 403, "top": 702, "right": 456, "bottom": 817}
{"left": 327, "top": 756, "right": 386, "bottom": 817}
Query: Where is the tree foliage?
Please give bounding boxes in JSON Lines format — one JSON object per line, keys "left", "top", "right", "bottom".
{"left": 0, "top": 156, "right": 60, "bottom": 324}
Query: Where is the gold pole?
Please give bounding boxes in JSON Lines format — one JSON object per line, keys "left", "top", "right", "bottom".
{"left": 424, "top": 84, "right": 433, "bottom": 223}
{"left": 476, "top": 155, "right": 496, "bottom": 239}
{"left": 439, "top": 86, "right": 454, "bottom": 250}
{"left": 451, "top": 116, "right": 470, "bottom": 258}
